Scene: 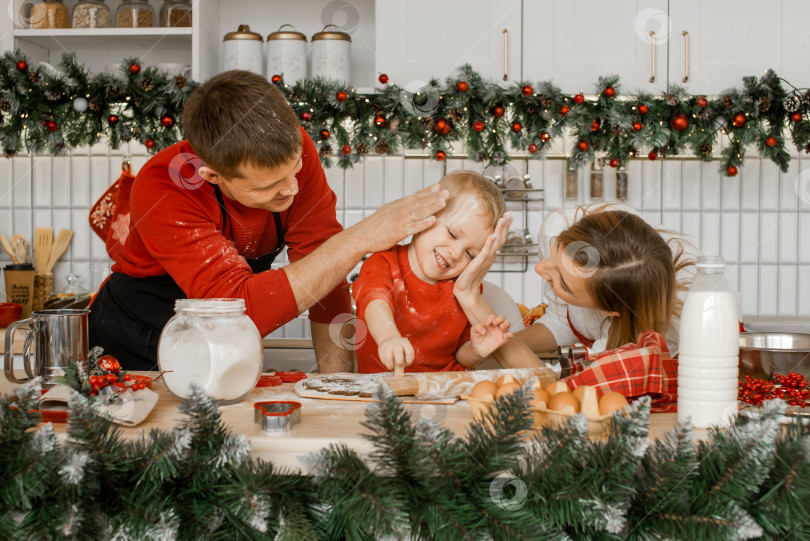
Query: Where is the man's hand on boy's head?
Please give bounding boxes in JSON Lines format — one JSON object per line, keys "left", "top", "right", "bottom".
{"left": 377, "top": 336, "right": 415, "bottom": 371}
{"left": 453, "top": 212, "right": 513, "bottom": 301}
{"left": 470, "top": 314, "right": 513, "bottom": 359}
{"left": 350, "top": 184, "right": 449, "bottom": 254}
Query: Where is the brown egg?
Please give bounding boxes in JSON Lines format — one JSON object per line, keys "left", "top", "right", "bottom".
{"left": 530, "top": 387, "right": 550, "bottom": 408}
{"left": 547, "top": 391, "right": 580, "bottom": 414}
{"left": 599, "top": 391, "right": 629, "bottom": 415}
{"left": 495, "top": 374, "right": 521, "bottom": 387}
{"left": 544, "top": 381, "right": 570, "bottom": 396}
{"left": 470, "top": 380, "right": 498, "bottom": 400}
{"left": 495, "top": 381, "right": 521, "bottom": 397}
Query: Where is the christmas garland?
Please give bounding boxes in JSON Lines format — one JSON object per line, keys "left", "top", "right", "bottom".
{"left": 3, "top": 50, "right": 810, "bottom": 177}
{"left": 1, "top": 380, "right": 808, "bottom": 540}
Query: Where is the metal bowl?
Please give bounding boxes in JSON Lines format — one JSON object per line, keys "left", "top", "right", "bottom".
{"left": 739, "top": 332, "right": 810, "bottom": 379}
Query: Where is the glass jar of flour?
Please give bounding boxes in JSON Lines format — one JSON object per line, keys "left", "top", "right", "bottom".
{"left": 158, "top": 298, "right": 263, "bottom": 404}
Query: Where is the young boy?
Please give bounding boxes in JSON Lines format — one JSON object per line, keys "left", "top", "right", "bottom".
{"left": 352, "top": 170, "right": 513, "bottom": 375}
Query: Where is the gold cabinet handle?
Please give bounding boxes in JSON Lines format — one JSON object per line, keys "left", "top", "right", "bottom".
{"left": 649, "top": 31, "right": 656, "bottom": 83}
{"left": 682, "top": 30, "right": 689, "bottom": 82}
{"left": 503, "top": 28, "right": 509, "bottom": 81}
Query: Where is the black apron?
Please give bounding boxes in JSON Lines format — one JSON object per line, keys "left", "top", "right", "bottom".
{"left": 89, "top": 186, "right": 285, "bottom": 370}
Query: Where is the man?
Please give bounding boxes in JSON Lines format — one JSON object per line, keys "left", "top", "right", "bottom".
{"left": 89, "top": 70, "right": 447, "bottom": 372}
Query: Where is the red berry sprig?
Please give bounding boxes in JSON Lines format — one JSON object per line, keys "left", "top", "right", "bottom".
{"left": 738, "top": 372, "right": 809, "bottom": 407}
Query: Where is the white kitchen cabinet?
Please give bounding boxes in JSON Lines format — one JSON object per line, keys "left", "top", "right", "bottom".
{"left": 374, "top": 0, "right": 521, "bottom": 86}
{"left": 522, "top": 0, "right": 668, "bottom": 94}
{"left": 667, "top": 0, "right": 785, "bottom": 94}
{"left": 2, "top": 0, "right": 377, "bottom": 87}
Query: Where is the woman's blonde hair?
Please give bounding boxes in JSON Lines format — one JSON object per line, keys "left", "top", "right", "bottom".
{"left": 555, "top": 207, "right": 693, "bottom": 349}
{"left": 436, "top": 170, "right": 506, "bottom": 227}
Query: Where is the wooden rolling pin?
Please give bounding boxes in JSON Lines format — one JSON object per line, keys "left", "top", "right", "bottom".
{"left": 381, "top": 367, "right": 557, "bottom": 399}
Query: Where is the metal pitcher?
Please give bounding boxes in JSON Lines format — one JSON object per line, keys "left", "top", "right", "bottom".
{"left": 4, "top": 309, "right": 90, "bottom": 386}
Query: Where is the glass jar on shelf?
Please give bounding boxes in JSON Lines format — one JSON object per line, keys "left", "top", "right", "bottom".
{"left": 116, "top": 0, "right": 155, "bottom": 28}
{"left": 72, "top": 0, "right": 111, "bottom": 29}
{"left": 27, "top": 0, "right": 69, "bottom": 29}
{"left": 159, "top": 0, "right": 191, "bottom": 27}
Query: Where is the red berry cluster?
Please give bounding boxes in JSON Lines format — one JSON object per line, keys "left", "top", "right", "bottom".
{"left": 86, "top": 354, "right": 149, "bottom": 395}
{"left": 738, "top": 372, "right": 809, "bottom": 407}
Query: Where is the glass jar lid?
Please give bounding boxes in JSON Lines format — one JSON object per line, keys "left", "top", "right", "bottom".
{"left": 312, "top": 24, "right": 351, "bottom": 42}
{"left": 267, "top": 24, "right": 306, "bottom": 41}
{"left": 223, "top": 24, "right": 263, "bottom": 41}
{"left": 174, "top": 298, "right": 246, "bottom": 314}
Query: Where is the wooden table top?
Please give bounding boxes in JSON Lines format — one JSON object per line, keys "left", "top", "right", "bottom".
{"left": 1, "top": 372, "right": 698, "bottom": 470}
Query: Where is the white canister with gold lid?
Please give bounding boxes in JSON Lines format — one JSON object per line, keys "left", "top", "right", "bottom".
{"left": 266, "top": 24, "right": 307, "bottom": 84}
{"left": 222, "top": 24, "right": 263, "bottom": 75}
{"left": 310, "top": 25, "right": 351, "bottom": 82}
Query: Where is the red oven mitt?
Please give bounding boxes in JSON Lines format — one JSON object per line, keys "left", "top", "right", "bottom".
{"left": 564, "top": 330, "right": 679, "bottom": 413}
{"left": 89, "top": 161, "right": 135, "bottom": 265}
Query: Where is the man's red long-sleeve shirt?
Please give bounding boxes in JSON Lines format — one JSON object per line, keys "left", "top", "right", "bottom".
{"left": 112, "top": 128, "right": 351, "bottom": 335}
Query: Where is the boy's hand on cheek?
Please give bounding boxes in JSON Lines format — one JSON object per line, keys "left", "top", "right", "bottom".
{"left": 454, "top": 213, "right": 513, "bottom": 302}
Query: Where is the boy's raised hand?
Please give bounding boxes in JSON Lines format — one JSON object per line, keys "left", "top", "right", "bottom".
{"left": 469, "top": 314, "right": 513, "bottom": 359}
{"left": 377, "top": 336, "right": 415, "bottom": 377}
{"left": 454, "top": 212, "right": 513, "bottom": 301}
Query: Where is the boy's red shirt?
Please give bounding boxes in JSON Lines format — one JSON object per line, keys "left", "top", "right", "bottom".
{"left": 352, "top": 244, "right": 469, "bottom": 373}
{"left": 112, "top": 128, "right": 351, "bottom": 335}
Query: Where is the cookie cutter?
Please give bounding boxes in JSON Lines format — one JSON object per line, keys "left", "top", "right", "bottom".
{"left": 254, "top": 401, "right": 302, "bottom": 434}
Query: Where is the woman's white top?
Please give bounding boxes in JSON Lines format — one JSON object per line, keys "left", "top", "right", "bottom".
{"left": 535, "top": 204, "right": 699, "bottom": 356}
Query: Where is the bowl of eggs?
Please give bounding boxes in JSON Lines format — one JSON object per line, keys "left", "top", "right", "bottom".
{"left": 530, "top": 382, "right": 629, "bottom": 437}
{"left": 464, "top": 374, "right": 526, "bottom": 420}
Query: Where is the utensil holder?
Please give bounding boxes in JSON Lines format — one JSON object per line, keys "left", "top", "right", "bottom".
{"left": 32, "top": 272, "right": 54, "bottom": 311}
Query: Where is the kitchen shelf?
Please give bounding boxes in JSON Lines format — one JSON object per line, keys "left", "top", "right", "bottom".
{"left": 14, "top": 28, "right": 192, "bottom": 49}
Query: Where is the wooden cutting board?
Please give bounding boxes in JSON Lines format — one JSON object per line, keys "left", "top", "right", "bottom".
{"left": 294, "top": 367, "right": 557, "bottom": 403}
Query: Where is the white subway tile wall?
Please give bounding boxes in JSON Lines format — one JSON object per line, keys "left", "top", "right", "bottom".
{"left": 2, "top": 144, "right": 809, "bottom": 340}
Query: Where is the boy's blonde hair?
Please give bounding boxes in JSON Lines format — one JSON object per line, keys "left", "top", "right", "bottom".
{"left": 436, "top": 170, "right": 506, "bottom": 228}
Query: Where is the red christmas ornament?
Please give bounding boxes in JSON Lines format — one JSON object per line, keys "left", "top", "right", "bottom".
{"left": 16, "top": 60, "right": 28, "bottom": 72}
{"left": 638, "top": 104, "right": 649, "bottom": 115}
{"left": 320, "top": 129, "right": 330, "bottom": 139}
{"left": 271, "top": 74, "right": 282, "bottom": 84}
{"left": 161, "top": 115, "right": 174, "bottom": 128}
{"left": 528, "top": 143, "right": 538, "bottom": 154}
{"left": 521, "top": 85, "right": 533, "bottom": 96}
{"left": 648, "top": 151, "right": 658, "bottom": 161}
{"left": 576, "top": 140, "right": 589, "bottom": 151}
{"left": 573, "top": 94, "right": 585, "bottom": 104}
{"left": 108, "top": 114, "right": 119, "bottom": 125}
{"left": 591, "top": 119, "right": 600, "bottom": 132}
{"left": 732, "top": 113, "right": 746, "bottom": 128}
{"left": 97, "top": 355, "right": 121, "bottom": 373}
{"left": 374, "top": 115, "right": 386, "bottom": 128}
{"left": 435, "top": 150, "right": 446, "bottom": 161}
{"left": 765, "top": 136, "right": 778, "bottom": 148}
{"left": 473, "top": 120, "right": 484, "bottom": 132}
{"left": 492, "top": 106, "right": 504, "bottom": 118}
{"left": 128, "top": 62, "right": 141, "bottom": 75}
{"left": 540, "top": 131, "right": 550, "bottom": 143}
{"left": 336, "top": 90, "right": 348, "bottom": 102}
{"left": 603, "top": 86, "right": 615, "bottom": 98}
{"left": 696, "top": 96, "right": 708, "bottom": 108}
{"left": 726, "top": 165, "right": 738, "bottom": 176}
{"left": 511, "top": 122, "right": 522, "bottom": 133}
{"left": 791, "top": 112, "right": 803, "bottom": 123}
{"left": 340, "top": 144, "right": 351, "bottom": 155}
{"left": 456, "top": 81, "right": 469, "bottom": 93}
{"left": 378, "top": 73, "right": 389, "bottom": 84}
{"left": 670, "top": 113, "right": 689, "bottom": 132}
{"left": 144, "top": 138, "right": 155, "bottom": 149}
{"left": 46, "top": 120, "right": 57, "bottom": 132}
{"left": 609, "top": 158, "right": 620, "bottom": 168}
{"left": 632, "top": 121, "right": 642, "bottom": 132}
{"left": 301, "top": 111, "right": 312, "bottom": 121}
{"left": 434, "top": 118, "right": 447, "bottom": 133}
{"left": 559, "top": 105, "right": 570, "bottom": 116}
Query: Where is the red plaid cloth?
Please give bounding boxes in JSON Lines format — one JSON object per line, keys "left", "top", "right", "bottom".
{"left": 564, "top": 330, "right": 679, "bottom": 413}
